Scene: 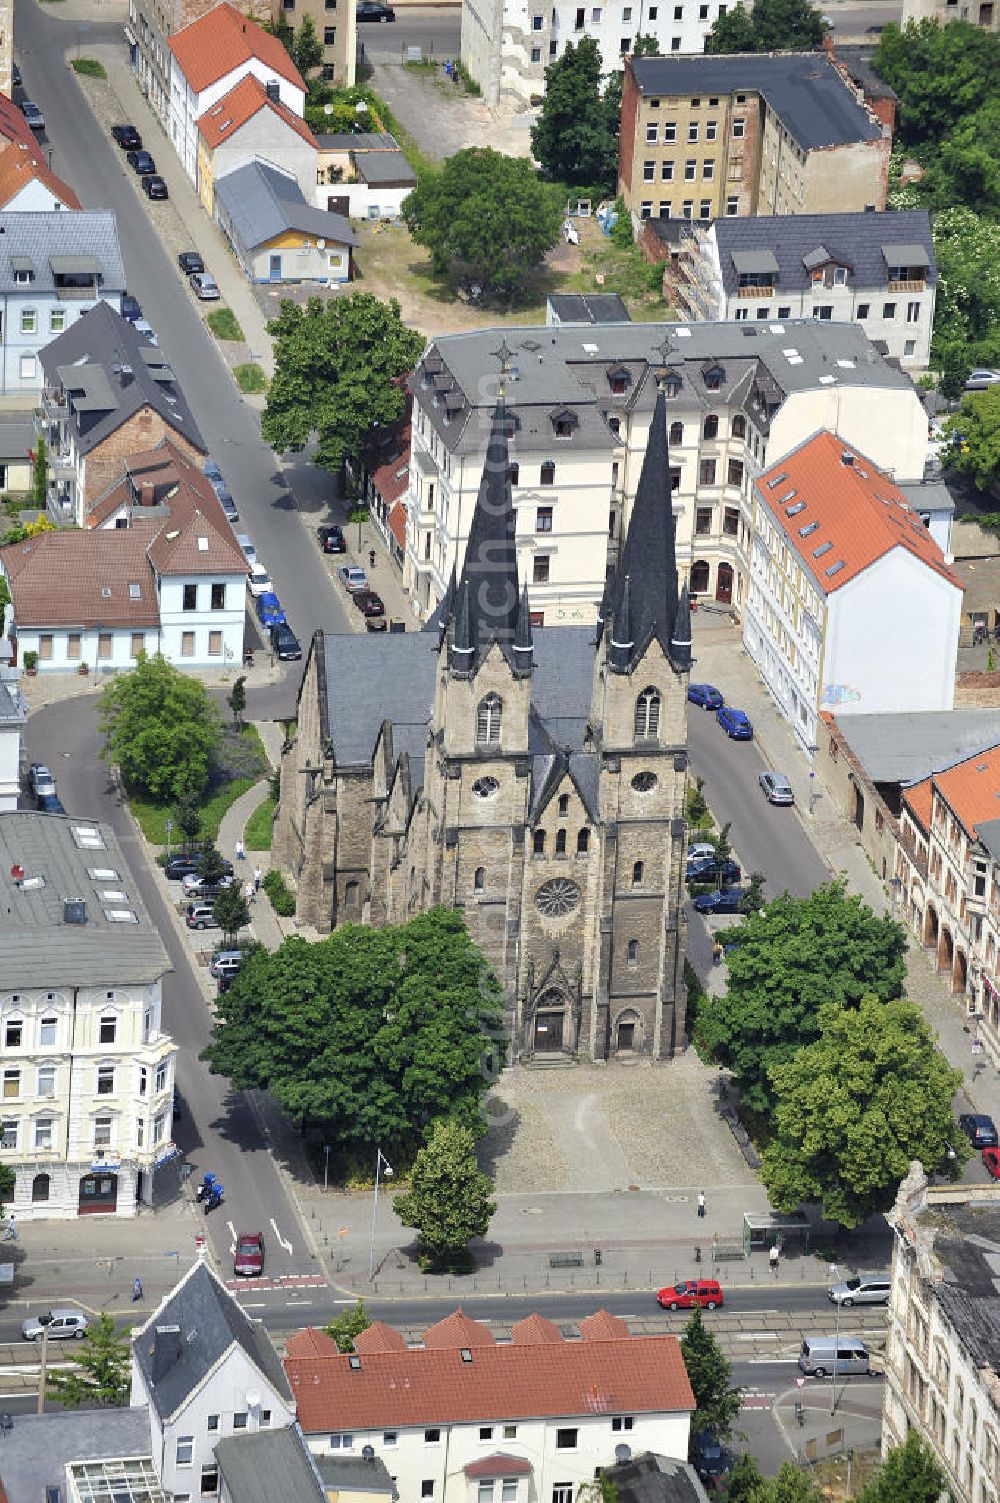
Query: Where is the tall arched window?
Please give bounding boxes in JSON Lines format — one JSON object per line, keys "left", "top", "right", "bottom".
{"left": 474, "top": 867, "right": 485, "bottom": 893}
{"left": 533, "top": 830, "right": 546, "bottom": 855}
{"left": 540, "top": 460, "right": 556, "bottom": 486}
{"left": 669, "top": 421, "right": 684, "bottom": 445}
{"left": 555, "top": 829, "right": 567, "bottom": 855}
{"left": 344, "top": 880, "right": 359, "bottom": 911}
{"left": 476, "top": 693, "right": 502, "bottom": 745}
{"left": 626, "top": 939, "right": 639, "bottom": 969}
{"left": 632, "top": 860, "right": 644, "bottom": 885}
{"left": 703, "top": 414, "right": 719, "bottom": 441}
{"left": 558, "top": 794, "right": 569, "bottom": 817}
{"left": 634, "top": 687, "right": 661, "bottom": 740}
{"left": 731, "top": 413, "right": 747, "bottom": 439}
{"left": 577, "top": 829, "right": 590, "bottom": 853}
{"left": 31, "top": 1172, "right": 49, "bottom": 1203}
{"left": 509, "top": 462, "right": 520, "bottom": 486}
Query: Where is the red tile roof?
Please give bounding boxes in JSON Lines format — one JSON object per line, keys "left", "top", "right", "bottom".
{"left": 285, "top": 1327, "right": 339, "bottom": 1359}
{"left": 422, "top": 1310, "right": 495, "bottom": 1348}
{"left": 1, "top": 526, "right": 160, "bottom": 628}
{"left": 198, "top": 72, "right": 317, "bottom": 150}
{"left": 754, "top": 430, "right": 962, "bottom": 597}
{"left": 928, "top": 745, "right": 1000, "bottom": 836}
{"left": 511, "top": 1314, "right": 563, "bottom": 1346}
{"left": 286, "top": 1331, "right": 695, "bottom": 1433}
{"left": 387, "top": 500, "right": 407, "bottom": 552}
{"left": 465, "top": 1456, "right": 533, "bottom": 1478}
{"left": 578, "top": 1310, "right": 630, "bottom": 1342}
{"left": 354, "top": 1321, "right": 408, "bottom": 1354}
{"left": 0, "top": 94, "right": 80, "bottom": 208}
{"left": 169, "top": 2, "right": 305, "bottom": 96}
{"left": 903, "top": 776, "right": 933, "bottom": 834}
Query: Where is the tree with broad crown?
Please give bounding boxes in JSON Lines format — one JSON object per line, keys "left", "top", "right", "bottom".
{"left": 214, "top": 883, "right": 250, "bottom": 946}
{"left": 98, "top": 652, "right": 223, "bottom": 805}
{"left": 678, "top": 1308, "right": 744, "bottom": 1444}
{"left": 706, "top": 0, "right": 826, "bottom": 51}
{"left": 872, "top": 21, "right": 999, "bottom": 156}
{"left": 857, "top": 1431, "right": 946, "bottom": 1503}
{"left": 531, "top": 39, "right": 617, "bottom": 189}
{"left": 228, "top": 674, "right": 247, "bottom": 730}
{"left": 201, "top": 907, "right": 505, "bottom": 1154}
{"left": 262, "top": 294, "right": 423, "bottom": 472}
{"left": 45, "top": 1313, "right": 131, "bottom": 1409}
{"left": 198, "top": 845, "right": 228, "bottom": 888}
{"left": 323, "top": 1299, "right": 372, "bottom": 1353}
{"left": 292, "top": 15, "right": 323, "bottom": 77}
{"left": 762, "top": 993, "right": 968, "bottom": 1227}
{"left": 394, "top": 1118, "right": 497, "bottom": 1266}
{"left": 721, "top": 1455, "right": 767, "bottom": 1503}
{"left": 403, "top": 149, "right": 563, "bottom": 304}
{"left": 698, "top": 880, "right": 907, "bottom": 1116}
{"left": 946, "top": 384, "right": 1000, "bottom": 489}
{"left": 738, "top": 871, "right": 766, "bottom": 915}
{"left": 930, "top": 208, "right": 1000, "bottom": 399}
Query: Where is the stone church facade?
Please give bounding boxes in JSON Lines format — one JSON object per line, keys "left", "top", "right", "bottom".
{"left": 273, "top": 374, "right": 694, "bottom": 1062}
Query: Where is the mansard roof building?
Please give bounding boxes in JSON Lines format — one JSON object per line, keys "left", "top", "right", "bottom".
{"left": 273, "top": 368, "right": 692, "bottom": 1063}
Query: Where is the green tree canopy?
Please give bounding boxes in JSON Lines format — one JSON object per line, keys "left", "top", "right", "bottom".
{"left": 292, "top": 15, "right": 323, "bottom": 77}
{"left": 762, "top": 993, "right": 967, "bottom": 1226}
{"left": 873, "top": 21, "right": 1000, "bottom": 154}
{"left": 46, "top": 1313, "right": 131, "bottom": 1408}
{"left": 98, "top": 652, "right": 223, "bottom": 804}
{"left": 324, "top": 1298, "right": 372, "bottom": 1352}
{"left": 395, "top": 1118, "right": 496, "bottom": 1265}
{"left": 699, "top": 881, "right": 907, "bottom": 1115}
{"left": 931, "top": 207, "right": 1000, "bottom": 398}
{"left": 214, "top": 883, "right": 250, "bottom": 945}
{"left": 679, "top": 1308, "right": 744, "bottom": 1443}
{"left": 262, "top": 293, "right": 423, "bottom": 471}
{"left": 947, "top": 384, "right": 1000, "bottom": 489}
{"left": 707, "top": 0, "right": 825, "bottom": 53}
{"left": 531, "top": 38, "right": 616, "bottom": 189}
{"left": 202, "top": 907, "right": 505, "bottom": 1153}
{"left": 403, "top": 148, "right": 563, "bottom": 304}
{"left": 858, "top": 1432, "right": 946, "bottom": 1503}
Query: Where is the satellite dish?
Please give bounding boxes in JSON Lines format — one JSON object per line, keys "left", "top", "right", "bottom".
{"left": 317, "top": 238, "right": 326, "bottom": 250}
{"left": 614, "top": 1445, "right": 631, "bottom": 1464}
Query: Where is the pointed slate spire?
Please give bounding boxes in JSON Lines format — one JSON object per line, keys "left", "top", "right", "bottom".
{"left": 449, "top": 577, "right": 476, "bottom": 674}
{"left": 670, "top": 578, "right": 692, "bottom": 671}
{"left": 608, "top": 573, "right": 634, "bottom": 675}
{"left": 512, "top": 581, "right": 534, "bottom": 676}
{"left": 606, "top": 373, "right": 680, "bottom": 674}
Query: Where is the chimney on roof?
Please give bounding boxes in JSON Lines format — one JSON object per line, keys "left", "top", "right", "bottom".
{"left": 151, "top": 1325, "right": 183, "bottom": 1384}
{"left": 140, "top": 481, "right": 155, "bottom": 507}
{"left": 266, "top": 81, "right": 280, "bottom": 103}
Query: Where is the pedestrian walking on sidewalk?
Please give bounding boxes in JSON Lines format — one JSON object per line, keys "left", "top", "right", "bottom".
{"left": 244, "top": 880, "right": 255, "bottom": 906}
{"left": 235, "top": 837, "right": 245, "bottom": 863}
{"left": 369, "top": 548, "right": 376, "bottom": 572}
{"left": 769, "top": 1242, "right": 780, "bottom": 1275}
{"left": 697, "top": 1191, "right": 706, "bottom": 1218}
{"left": 132, "top": 1277, "right": 144, "bottom": 1302}
{"left": 2, "top": 1213, "right": 15, "bottom": 1243}
{"left": 253, "top": 864, "right": 262, "bottom": 894}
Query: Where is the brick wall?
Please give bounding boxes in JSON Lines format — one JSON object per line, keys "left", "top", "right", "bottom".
{"left": 618, "top": 60, "right": 640, "bottom": 204}
{"left": 955, "top": 672, "right": 1000, "bottom": 707}
{"left": 84, "top": 412, "right": 204, "bottom": 512}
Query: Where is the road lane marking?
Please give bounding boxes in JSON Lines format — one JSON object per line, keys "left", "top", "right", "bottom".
{"left": 227, "top": 1220, "right": 236, "bottom": 1256}
{"left": 270, "top": 1218, "right": 293, "bottom": 1254}
{"left": 242, "top": 1302, "right": 267, "bottom": 1308}
{"left": 285, "top": 1299, "right": 312, "bottom": 1307}
{"left": 736, "top": 1332, "right": 778, "bottom": 1340}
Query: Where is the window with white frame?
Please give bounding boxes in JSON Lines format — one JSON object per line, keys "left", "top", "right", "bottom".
{"left": 99, "top": 1014, "right": 117, "bottom": 1044}
{"left": 155, "top": 1063, "right": 168, "bottom": 1093}
{"left": 37, "top": 1066, "right": 55, "bottom": 1098}
{"left": 39, "top": 1015, "right": 57, "bottom": 1046}
{"left": 555, "top": 1428, "right": 578, "bottom": 1450}
{"left": 3, "top": 1068, "right": 20, "bottom": 1100}
{"left": 97, "top": 1064, "right": 115, "bottom": 1095}
{"left": 383, "top": 1431, "right": 398, "bottom": 1447}
{"left": 1, "top": 1118, "right": 17, "bottom": 1149}
{"left": 553, "top": 1488, "right": 573, "bottom": 1503}
{"left": 93, "top": 1115, "right": 113, "bottom": 1149}
{"left": 478, "top": 1484, "right": 493, "bottom": 1503}
{"left": 233, "top": 1413, "right": 248, "bottom": 1431}
{"left": 330, "top": 1434, "right": 353, "bottom": 1449}
{"left": 176, "top": 1437, "right": 194, "bottom": 1467}
{"left": 501, "top": 1483, "right": 518, "bottom": 1503}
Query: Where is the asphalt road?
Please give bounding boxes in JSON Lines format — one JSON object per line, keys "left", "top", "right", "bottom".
{"left": 358, "top": 6, "right": 462, "bottom": 64}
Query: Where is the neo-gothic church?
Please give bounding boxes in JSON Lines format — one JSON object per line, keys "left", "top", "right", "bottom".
{"left": 274, "top": 373, "right": 693, "bottom": 1061}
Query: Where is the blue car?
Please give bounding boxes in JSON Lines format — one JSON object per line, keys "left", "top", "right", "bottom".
{"left": 688, "top": 683, "right": 724, "bottom": 710}
{"left": 717, "top": 706, "right": 753, "bottom": 740}
{"left": 693, "top": 887, "right": 746, "bottom": 915}
{"left": 256, "top": 591, "right": 286, "bottom": 627}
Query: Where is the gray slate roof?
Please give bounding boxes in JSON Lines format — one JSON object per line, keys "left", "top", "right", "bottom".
{"left": 40, "top": 301, "right": 204, "bottom": 457}
{"left": 315, "top": 131, "right": 398, "bottom": 150}
{"left": 0, "top": 414, "right": 35, "bottom": 462}
{"left": 605, "top": 1452, "right": 710, "bottom": 1503}
{"left": 0, "top": 811, "right": 170, "bottom": 988}
{"left": 215, "top": 1426, "right": 326, "bottom": 1503}
{"left": 925, "top": 1203, "right": 1000, "bottom": 1373}
{"left": 630, "top": 53, "right": 882, "bottom": 150}
{"left": 897, "top": 479, "right": 955, "bottom": 516}
{"left": 547, "top": 293, "right": 631, "bottom": 324}
{"left": 133, "top": 1260, "right": 292, "bottom": 1422}
{"left": 833, "top": 710, "right": 1000, "bottom": 785}
{"left": 712, "top": 211, "right": 935, "bottom": 297}
{"left": 0, "top": 1406, "right": 154, "bottom": 1503}
{"left": 354, "top": 149, "right": 415, "bottom": 185}
{"left": 215, "top": 160, "right": 357, "bottom": 253}
{"left": 316, "top": 1454, "right": 399, "bottom": 1495}
{"left": 0, "top": 210, "right": 124, "bottom": 295}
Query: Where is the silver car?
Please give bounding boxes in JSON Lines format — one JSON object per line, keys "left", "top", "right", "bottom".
{"left": 759, "top": 771, "right": 794, "bottom": 805}
{"left": 827, "top": 1275, "right": 890, "bottom": 1307}
{"left": 22, "top": 1308, "right": 88, "bottom": 1341}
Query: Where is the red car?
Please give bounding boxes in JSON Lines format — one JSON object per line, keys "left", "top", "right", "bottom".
{"left": 234, "top": 1231, "right": 265, "bottom": 1277}
{"left": 657, "top": 1278, "right": 723, "bottom": 1311}
{"left": 983, "top": 1147, "right": 1000, "bottom": 1179}
{"left": 353, "top": 589, "right": 385, "bottom": 618}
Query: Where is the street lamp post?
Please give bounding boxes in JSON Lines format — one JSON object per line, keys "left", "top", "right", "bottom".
{"left": 368, "top": 1147, "right": 393, "bottom": 1281}
{"left": 829, "top": 1263, "right": 841, "bottom": 1416}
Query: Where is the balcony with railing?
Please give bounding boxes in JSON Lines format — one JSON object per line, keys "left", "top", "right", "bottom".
{"left": 887, "top": 277, "right": 925, "bottom": 293}
{"left": 737, "top": 283, "right": 775, "bottom": 299}
{"left": 899, "top": 828, "right": 929, "bottom": 881}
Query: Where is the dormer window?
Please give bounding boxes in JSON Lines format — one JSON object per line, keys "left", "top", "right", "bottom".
{"left": 663, "top": 370, "right": 682, "bottom": 399}
{"left": 607, "top": 366, "right": 631, "bottom": 396}
{"left": 703, "top": 364, "right": 724, "bottom": 391}
{"left": 551, "top": 409, "right": 578, "bottom": 439}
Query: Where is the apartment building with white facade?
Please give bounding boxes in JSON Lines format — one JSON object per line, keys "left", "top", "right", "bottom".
{"left": 743, "top": 431, "right": 962, "bottom": 753}
{"left": 462, "top": 0, "right": 733, "bottom": 110}
{"left": 883, "top": 1168, "right": 1000, "bottom": 1503}
{"left": 403, "top": 320, "right": 930, "bottom": 626}
{"left": 0, "top": 811, "right": 177, "bottom": 1219}
{"left": 286, "top": 1308, "right": 695, "bottom": 1501}
{"left": 673, "top": 209, "right": 936, "bottom": 371}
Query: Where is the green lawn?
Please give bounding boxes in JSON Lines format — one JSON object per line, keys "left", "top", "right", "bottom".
{"left": 234, "top": 363, "right": 267, "bottom": 394}
{"left": 71, "top": 58, "right": 106, "bottom": 77}
{"left": 244, "top": 794, "right": 276, "bottom": 851}
{"left": 207, "top": 308, "right": 244, "bottom": 341}
{"left": 131, "top": 778, "right": 256, "bottom": 846}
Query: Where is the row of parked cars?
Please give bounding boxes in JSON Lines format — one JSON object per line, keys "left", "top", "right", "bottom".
{"left": 27, "top": 762, "right": 65, "bottom": 816}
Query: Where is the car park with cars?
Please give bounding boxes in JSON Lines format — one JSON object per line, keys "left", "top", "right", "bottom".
{"left": 687, "top": 842, "right": 716, "bottom": 863}
{"left": 693, "top": 887, "right": 746, "bottom": 915}
{"left": 165, "top": 852, "right": 233, "bottom": 881}
{"left": 22, "top": 1309, "right": 88, "bottom": 1341}
{"left": 687, "top": 683, "right": 724, "bottom": 710}
{"left": 759, "top": 771, "right": 794, "bottom": 805}
{"left": 256, "top": 591, "right": 286, "bottom": 627}
{"left": 112, "top": 124, "right": 142, "bottom": 150}
{"left": 959, "top": 1112, "right": 999, "bottom": 1148}
{"left": 178, "top": 251, "right": 205, "bottom": 274}
{"left": 190, "top": 272, "right": 220, "bottom": 300}
{"left": 687, "top": 857, "right": 741, "bottom": 885}
{"left": 185, "top": 901, "right": 219, "bottom": 931}
{"left": 656, "top": 1279, "right": 723, "bottom": 1310}
{"left": 340, "top": 564, "right": 368, "bottom": 593}
{"left": 717, "top": 706, "right": 753, "bottom": 740}
{"left": 236, "top": 534, "right": 257, "bottom": 566}
{"left": 317, "top": 524, "right": 346, "bottom": 553}
{"left": 984, "top": 1146, "right": 1000, "bottom": 1179}
{"left": 270, "top": 622, "right": 302, "bottom": 660}
{"left": 234, "top": 1231, "right": 265, "bottom": 1277}
{"left": 181, "top": 870, "right": 235, "bottom": 897}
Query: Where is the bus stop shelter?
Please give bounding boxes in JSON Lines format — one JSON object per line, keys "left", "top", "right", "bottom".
{"left": 743, "top": 1210, "right": 811, "bottom": 1253}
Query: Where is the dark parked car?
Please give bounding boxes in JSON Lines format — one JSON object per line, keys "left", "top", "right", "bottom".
{"left": 121, "top": 294, "right": 142, "bottom": 322}
{"left": 693, "top": 887, "right": 747, "bottom": 915}
{"left": 716, "top": 705, "right": 754, "bottom": 740}
{"left": 317, "top": 524, "right": 346, "bottom": 553}
{"left": 693, "top": 1432, "right": 733, "bottom": 1482}
{"left": 11, "top": 63, "right": 21, "bottom": 89}
{"left": 127, "top": 149, "right": 156, "bottom": 174}
{"left": 356, "top": 0, "right": 395, "bottom": 17}
{"left": 20, "top": 101, "right": 44, "bottom": 132}
{"left": 687, "top": 857, "right": 741, "bottom": 885}
{"left": 178, "top": 250, "right": 205, "bottom": 274}
{"left": 959, "top": 1113, "right": 999, "bottom": 1149}
{"left": 141, "top": 175, "right": 169, "bottom": 200}
{"left": 687, "top": 683, "right": 724, "bottom": 710}
{"left": 353, "top": 589, "right": 385, "bottom": 618}
{"left": 270, "top": 622, "right": 302, "bottom": 660}
{"left": 164, "top": 852, "right": 234, "bottom": 881}
{"left": 36, "top": 793, "right": 67, "bottom": 816}
{"left": 112, "top": 124, "right": 143, "bottom": 150}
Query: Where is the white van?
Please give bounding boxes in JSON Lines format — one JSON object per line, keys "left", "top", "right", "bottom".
{"left": 798, "top": 1336, "right": 870, "bottom": 1377}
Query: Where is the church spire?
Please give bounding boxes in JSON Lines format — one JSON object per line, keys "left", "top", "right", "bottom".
{"left": 605, "top": 362, "right": 680, "bottom": 675}
{"left": 670, "top": 579, "right": 692, "bottom": 671}
{"left": 512, "top": 581, "right": 534, "bottom": 675}
{"left": 608, "top": 573, "right": 634, "bottom": 674}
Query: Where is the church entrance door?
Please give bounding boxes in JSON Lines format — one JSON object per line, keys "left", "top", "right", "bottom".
{"left": 534, "top": 1011, "right": 564, "bottom": 1052}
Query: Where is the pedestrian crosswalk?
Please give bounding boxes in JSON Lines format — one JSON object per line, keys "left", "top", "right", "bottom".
{"left": 226, "top": 1273, "right": 328, "bottom": 1293}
